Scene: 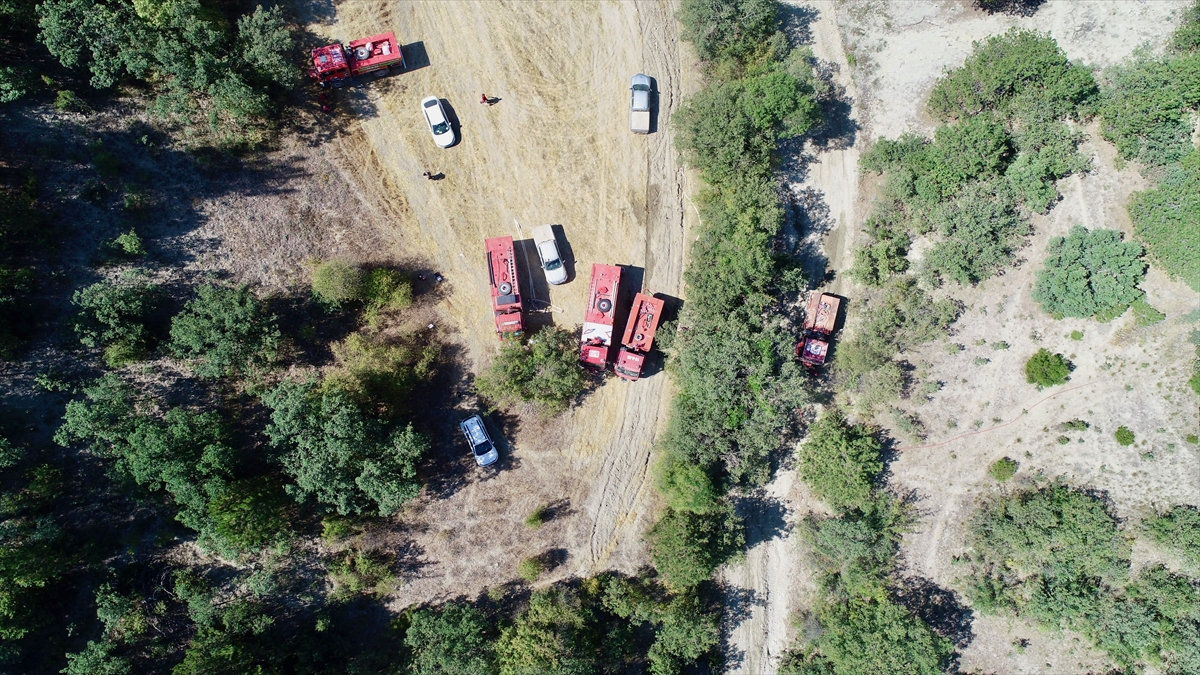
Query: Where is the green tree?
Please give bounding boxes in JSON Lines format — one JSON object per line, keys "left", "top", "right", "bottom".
{"left": 813, "top": 596, "right": 953, "bottom": 675}
{"left": 475, "top": 326, "right": 585, "bottom": 414}
{"left": 676, "top": 0, "right": 780, "bottom": 63}
{"left": 62, "top": 639, "right": 132, "bottom": 675}
{"left": 495, "top": 588, "right": 596, "bottom": 675}
{"left": 262, "top": 379, "right": 427, "bottom": 515}
{"left": 1145, "top": 504, "right": 1200, "bottom": 567}
{"left": 326, "top": 331, "right": 439, "bottom": 419}
{"left": 1024, "top": 348, "right": 1071, "bottom": 388}
{"left": 1127, "top": 150, "right": 1200, "bottom": 291}
{"left": 647, "top": 503, "right": 744, "bottom": 589}
{"left": 206, "top": 477, "right": 292, "bottom": 551}
{"left": 169, "top": 284, "right": 280, "bottom": 378}
{"left": 795, "top": 411, "right": 883, "bottom": 513}
{"left": 71, "top": 271, "right": 158, "bottom": 365}
{"left": 646, "top": 594, "right": 720, "bottom": 675}
{"left": 405, "top": 603, "right": 497, "bottom": 675}
{"left": 801, "top": 506, "right": 902, "bottom": 600}
{"left": 1098, "top": 51, "right": 1200, "bottom": 167}
{"left": 654, "top": 455, "right": 719, "bottom": 515}
{"left": 1032, "top": 226, "right": 1146, "bottom": 320}
{"left": 311, "top": 259, "right": 365, "bottom": 307}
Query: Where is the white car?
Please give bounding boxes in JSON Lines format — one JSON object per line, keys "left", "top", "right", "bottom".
{"left": 421, "top": 96, "right": 455, "bottom": 148}
{"left": 460, "top": 415, "right": 499, "bottom": 466}
{"left": 532, "top": 224, "right": 568, "bottom": 285}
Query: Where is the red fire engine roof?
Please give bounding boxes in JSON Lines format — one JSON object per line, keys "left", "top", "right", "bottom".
{"left": 583, "top": 264, "right": 622, "bottom": 326}
{"left": 311, "top": 43, "right": 348, "bottom": 74}
{"left": 485, "top": 236, "right": 521, "bottom": 308}
{"left": 621, "top": 292, "right": 664, "bottom": 353}
{"left": 346, "top": 32, "right": 401, "bottom": 69}
{"left": 802, "top": 293, "right": 840, "bottom": 334}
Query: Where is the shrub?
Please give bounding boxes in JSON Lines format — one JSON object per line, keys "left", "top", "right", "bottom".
{"left": 1130, "top": 297, "right": 1166, "bottom": 326}
{"left": 495, "top": 588, "right": 595, "bottom": 675}
{"left": 517, "top": 556, "right": 544, "bottom": 583}
{"left": 812, "top": 596, "right": 953, "bottom": 675}
{"left": 991, "top": 340, "right": 1010, "bottom": 350}
{"left": 1032, "top": 226, "right": 1146, "bottom": 320}
{"left": 988, "top": 457, "right": 1018, "bottom": 481}
{"left": 1024, "top": 348, "right": 1070, "bottom": 388}
{"left": 62, "top": 639, "right": 131, "bottom": 675}
{"left": 1187, "top": 434, "right": 1199, "bottom": 445}
{"left": 801, "top": 503, "right": 905, "bottom": 599}
{"left": 327, "top": 548, "right": 397, "bottom": 598}
{"left": 1114, "top": 426, "right": 1135, "bottom": 446}
{"left": 1127, "top": 150, "right": 1200, "bottom": 291}
{"left": 326, "top": 330, "right": 439, "bottom": 419}
{"left": 311, "top": 259, "right": 364, "bottom": 306}
{"left": 796, "top": 410, "right": 883, "bottom": 513}
{"left": 71, "top": 271, "right": 158, "bottom": 357}
{"left": 53, "top": 89, "right": 91, "bottom": 113}
{"left": 676, "top": 0, "right": 781, "bottom": 63}
{"left": 647, "top": 503, "right": 744, "bottom": 589}
{"left": 361, "top": 268, "right": 412, "bottom": 312}
{"left": 474, "top": 326, "right": 585, "bottom": 414}
{"left": 405, "top": 603, "right": 497, "bottom": 675}
{"left": 1144, "top": 505, "right": 1200, "bottom": 567}
{"left": 1069, "top": 330, "right": 1083, "bottom": 340}
{"left": 525, "top": 505, "right": 547, "bottom": 529}
{"left": 106, "top": 228, "right": 145, "bottom": 257}
{"left": 206, "top": 477, "right": 292, "bottom": 551}
{"left": 169, "top": 284, "right": 280, "bottom": 379}
{"left": 1098, "top": 52, "right": 1200, "bottom": 167}
{"left": 655, "top": 454, "right": 720, "bottom": 515}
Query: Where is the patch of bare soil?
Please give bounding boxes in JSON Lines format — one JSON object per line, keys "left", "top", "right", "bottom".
{"left": 824, "top": 1, "right": 1200, "bottom": 673}
{"left": 294, "top": 0, "right": 700, "bottom": 608}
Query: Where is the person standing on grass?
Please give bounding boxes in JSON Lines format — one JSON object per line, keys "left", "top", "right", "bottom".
{"left": 480, "top": 93, "right": 488, "bottom": 104}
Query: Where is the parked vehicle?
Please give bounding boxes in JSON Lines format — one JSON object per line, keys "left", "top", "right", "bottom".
{"left": 460, "top": 415, "right": 499, "bottom": 466}
{"left": 309, "top": 32, "right": 405, "bottom": 87}
{"left": 795, "top": 293, "right": 841, "bottom": 368}
{"left": 579, "top": 263, "right": 622, "bottom": 370}
{"left": 485, "top": 236, "right": 524, "bottom": 337}
{"left": 532, "top": 225, "right": 568, "bottom": 285}
{"left": 629, "top": 74, "right": 651, "bottom": 134}
{"left": 421, "top": 96, "right": 456, "bottom": 148}
{"left": 615, "top": 292, "right": 665, "bottom": 382}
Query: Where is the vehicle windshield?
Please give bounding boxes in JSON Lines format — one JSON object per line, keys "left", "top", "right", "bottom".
{"left": 544, "top": 258, "right": 562, "bottom": 271}
{"left": 432, "top": 121, "right": 449, "bottom": 134}
{"left": 632, "top": 84, "right": 650, "bottom": 91}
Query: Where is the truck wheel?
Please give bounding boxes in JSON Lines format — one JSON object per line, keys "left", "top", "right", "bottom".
{"left": 499, "top": 282, "right": 512, "bottom": 294}
{"left": 597, "top": 298, "right": 612, "bottom": 313}
{"left": 375, "top": 67, "right": 390, "bottom": 78}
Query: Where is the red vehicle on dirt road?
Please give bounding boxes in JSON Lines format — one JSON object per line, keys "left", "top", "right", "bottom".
{"left": 614, "top": 292, "right": 665, "bottom": 382}
{"left": 796, "top": 292, "right": 841, "bottom": 368}
{"left": 310, "top": 32, "right": 405, "bottom": 87}
{"left": 579, "top": 264, "right": 622, "bottom": 370}
{"left": 485, "top": 236, "right": 524, "bottom": 338}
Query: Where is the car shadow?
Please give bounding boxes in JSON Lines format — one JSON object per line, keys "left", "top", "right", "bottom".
{"left": 648, "top": 76, "right": 660, "bottom": 134}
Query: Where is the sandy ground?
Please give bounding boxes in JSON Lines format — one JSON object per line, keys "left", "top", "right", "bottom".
{"left": 295, "top": 0, "right": 699, "bottom": 606}
{"left": 826, "top": 1, "right": 1200, "bottom": 673}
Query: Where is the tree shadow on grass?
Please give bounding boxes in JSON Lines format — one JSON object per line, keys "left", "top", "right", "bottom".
{"left": 892, "top": 574, "right": 975, "bottom": 666}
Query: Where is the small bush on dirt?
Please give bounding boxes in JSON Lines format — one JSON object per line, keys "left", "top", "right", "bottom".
{"left": 53, "top": 89, "right": 91, "bottom": 113}
{"left": 1070, "top": 330, "right": 1084, "bottom": 340}
{"left": 1114, "top": 426, "right": 1136, "bottom": 446}
{"left": 1187, "top": 434, "right": 1199, "bottom": 445}
{"left": 1145, "top": 505, "right": 1200, "bottom": 567}
{"left": 1032, "top": 226, "right": 1146, "bottom": 321}
{"left": 1061, "top": 419, "right": 1089, "bottom": 432}
{"left": 311, "top": 259, "right": 365, "bottom": 307}
{"left": 71, "top": 270, "right": 158, "bottom": 361}
{"left": 1127, "top": 149, "right": 1200, "bottom": 291}
{"left": 474, "top": 325, "right": 585, "bottom": 414}
{"left": 405, "top": 603, "right": 497, "bottom": 675}
{"left": 525, "top": 504, "right": 548, "bottom": 529}
{"left": 327, "top": 548, "right": 397, "bottom": 599}
{"left": 169, "top": 284, "right": 280, "bottom": 379}
{"left": 517, "top": 556, "right": 544, "bottom": 583}
{"left": 647, "top": 502, "right": 745, "bottom": 589}
{"left": 1024, "top": 348, "right": 1071, "bottom": 388}
{"left": 989, "top": 457, "right": 1019, "bottom": 481}
{"left": 105, "top": 228, "right": 145, "bottom": 257}
{"left": 796, "top": 410, "right": 883, "bottom": 513}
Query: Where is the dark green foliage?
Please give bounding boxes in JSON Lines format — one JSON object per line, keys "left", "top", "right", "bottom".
{"left": 1024, "top": 348, "right": 1071, "bottom": 388}
{"left": 405, "top": 603, "right": 498, "bottom": 675}
{"left": 262, "top": 378, "right": 428, "bottom": 515}
{"left": 1098, "top": 51, "right": 1200, "bottom": 167}
{"left": 105, "top": 228, "right": 145, "bottom": 257}
{"left": 62, "top": 639, "right": 131, "bottom": 675}
{"left": 327, "top": 331, "right": 439, "bottom": 420}
{"left": 647, "top": 503, "right": 745, "bottom": 589}
{"left": 474, "top": 326, "right": 585, "bottom": 414}
{"left": 169, "top": 284, "right": 280, "bottom": 379}
{"left": 1146, "top": 505, "right": 1200, "bottom": 567}
{"left": 796, "top": 411, "right": 883, "bottom": 513}
{"left": 71, "top": 271, "right": 158, "bottom": 365}
{"left": 206, "top": 477, "right": 293, "bottom": 551}
{"left": 1114, "top": 426, "right": 1135, "bottom": 446}
{"left": 927, "top": 29, "right": 1098, "bottom": 121}
{"left": 1173, "top": 1, "right": 1200, "bottom": 54}
{"left": 801, "top": 502, "right": 904, "bottom": 600}
{"left": 37, "top": 0, "right": 296, "bottom": 146}
{"left": 812, "top": 596, "right": 954, "bottom": 675}
{"left": 1127, "top": 150, "right": 1200, "bottom": 291}
{"left": 495, "top": 588, "right": 597, "bottom": 675}
{"left": 920, "top": 182, "right": 1023, "bottom": 285}
{"left": 1032, "top": 226, "right": 1146, "bottom": 320}
{"left": 676, "top": 0, "right": 780, "bottom": 63}
{"left": 989, "top": 456, "right": 1018, "bottom": 481}
{"left": 654, "top": 454, "right": 719, "bottom": 515}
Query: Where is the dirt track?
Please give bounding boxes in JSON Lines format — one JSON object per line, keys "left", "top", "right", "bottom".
{"left": 299, "top": 1, "right": 698, "bottom": 605}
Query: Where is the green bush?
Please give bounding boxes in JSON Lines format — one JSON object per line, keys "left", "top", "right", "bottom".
{"left": 62, "top": 639, "right": 131, "bottom": 675}
{"left": 1130, "top": 297, "right": 1166, "bottom": 326}
{"left": 206, "top": 477, "right": 293, "bottom": 551}
{"left": 988, "top": 457, "right": 1018, "bottom": 481}
{"left": 801, "top": 503, "right": 904, "bottom": 599}
{"left": 311, "top": 259, "right": 365, "bottom": 306}
{"left": 405, "top": 603, "right": 497, "bottom": 675}
{"left": 474, "top": 326, "right": 585, "bottom": 414}
{"left": 676, "top": 0, "right": 781, "bottom": 63}
{"left": 495, "top": 588, "right": 596, "bottom": 675}
{"left": 169, "top": 284, "right": 280, "bottom": 379}
{"left": 1173, "top": 0, "right": 1200, "bottom": 53}
{"left": 1098, "top": 51, "right": 1200, "bottom": 167}
{"left": 654, "top": 454, "right": 720, "bottom": 515}
{"left": 106, "top": 228, "right": 145, "bottom": 257}
{"left": 795, "top": 411, "right": 883, "bottom": 513}
{"left": 525, "top": 505, "right": 547, "bottom": 529}
{"left": 326, "top": 330, "right": 439, "bottom": 419}
{"left": 262, "top": 379, "right": 428, "bottom": 515}
{"left": 812, "top": 596, "right": 953, "bottom": 675}
{"left": 1145, "top": 504, "right": 1200, "bottom": 567}
{"left": 71, "top": 270, "right": 158, "bottom": 357}
{"left": 517, "top": 556, "right": 544, "bottom": 583}
{"left": 1127, "top": 150, "right": 1200, "bottom": 291}
{"left": 647, "top": 503, "right": 744, "bottom": 589}
{"left": 53, "top": 89, "right": 91, "bottom": 113}
{"left": 362, "top": 268, "right": 413, "bottom": 312}
{"left": 1024, "top": 348, "right": 1071, "bottom": 388}
{"left": 327, "top": 548, "right": 397, "bottom": 598}
{"left": 1114, "top": 426, "right": 1135, "bottom": 446}
{"left": 1032, "top": 226, "right": 1146, "bottom": 320}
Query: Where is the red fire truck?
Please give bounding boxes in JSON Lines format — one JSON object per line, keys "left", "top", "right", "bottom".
{"left": 485, "top": 236, "right": 524, "bottom": 338}
{"left": 309, "top": 32, "right": 405, "bottom": 87}
{"left": 579, "top": 264, "right": 622, "bottom": 370}
{"left": 796, "top": 292, "right": 841, "bottom": 368}
{"left": 614, "top": 292, "right": 665, "bottom": 382}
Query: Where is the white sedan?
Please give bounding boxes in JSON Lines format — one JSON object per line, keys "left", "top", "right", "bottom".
{"left": 421, "top": 96, "right": 456, "bottom": 148}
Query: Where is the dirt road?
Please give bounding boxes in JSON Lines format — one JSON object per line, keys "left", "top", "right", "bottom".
{"left": 300, "top": 1, "right": 697, "bottom": 604}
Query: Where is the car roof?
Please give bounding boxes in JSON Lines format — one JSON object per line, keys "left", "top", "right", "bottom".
{"left": 631, "top": 73, "right": 650, "bottom": 87}
{"left": 461, "top": 415, "right": 489, "bottom": 445}
{"left": 537, "top": 240, "right": 559, "bottom": 259}
{"left": 423, "top": 99, "right": 447, "bottom": 125}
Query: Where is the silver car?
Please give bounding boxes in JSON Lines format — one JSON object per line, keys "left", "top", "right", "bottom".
{"left": 630, "top": 74, "right": 651, "bottom": 134}
{"left": 460, "top": 415, "right": 499, "bottom": 466}
{"left": 421, "top": 96, "right": 456, "bottom": 148}
{"left": 532, "top": 224, "right": 568, "bottom": 285}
